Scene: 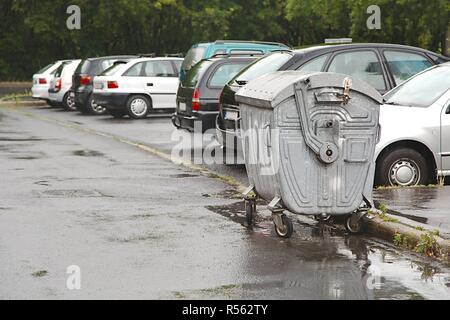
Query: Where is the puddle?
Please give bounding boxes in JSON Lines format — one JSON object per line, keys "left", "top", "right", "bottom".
{"left": 73, "top": 150, "right": 105, "bottom": 157}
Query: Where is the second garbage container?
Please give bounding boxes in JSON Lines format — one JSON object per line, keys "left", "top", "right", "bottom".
{"left": 235, "top": 71, "right": 383, "bottom": 238}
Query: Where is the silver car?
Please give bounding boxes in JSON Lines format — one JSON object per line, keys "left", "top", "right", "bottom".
{"left": 376, "top": 62, "right": 450, "bottom": 186}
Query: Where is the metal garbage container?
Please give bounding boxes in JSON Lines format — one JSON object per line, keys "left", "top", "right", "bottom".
{"left": 235, "top": 71, "right": 383, "bottom": 238}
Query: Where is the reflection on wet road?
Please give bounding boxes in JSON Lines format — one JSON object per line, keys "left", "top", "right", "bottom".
{"left": 375, "top": 187, "right": 450, "bottom": 238}
{"left": 0, "top": 104, "right": 450, "bottom": 300}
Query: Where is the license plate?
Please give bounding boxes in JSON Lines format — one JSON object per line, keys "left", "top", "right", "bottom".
{"left": 224, "top": 111, "right": 238, "bottom": 121}
{"left": 94, "top": 83, "right": 103, "bottom": 90}
{"left": 179, "top": 102, "right": 186, "bottom": 112}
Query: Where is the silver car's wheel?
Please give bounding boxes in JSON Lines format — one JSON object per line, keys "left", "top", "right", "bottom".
{"left": 127, "top": 95, "right": 150, "bottom": 119}
{"left": 91, "top": 98, "right": 105, "bottom": 114}
{"left": 376, "top": 147, "right": 432, "bottom": 187}
{"left": 388, "top": 159, "right": 420, "bottom": 186}
{"left": 66, "top": 94, "right": 76, "bottom": 111}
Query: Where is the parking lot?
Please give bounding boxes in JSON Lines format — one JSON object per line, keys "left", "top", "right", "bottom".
{"left": 1, "top": 103, "right": 450, "bottom": 299}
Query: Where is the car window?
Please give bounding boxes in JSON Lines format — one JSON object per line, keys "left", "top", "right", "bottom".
{"left": 182, "top": 60, "right": 213, "bottom": 88}
{"left": 208, "top": 63, "right": 250, "bottom": 88}
{"left": 384, "top": 51, "right": 433, "bottom": 86}
{"left": 233, "top": 52, "right": 293, "bottom": 84}
{"left": 77, "top": 60, "right": 91, "bottom": 74}
{"left": 37, "top": 63, "right": 54, "bottom": 74}
{"left": 173, "top": 60, "right": 182, "bottom": 72}
{"left": 297, "top": 54, "right": 329, "bottom": 72}
{"left": 100, "top": 60, "right": 117, "bottom": 73}
{"left": 144, "top": 61, "right": 177, "bottom": 77}
{"left": 384, "top": 66, "right": 450, "bottom": 108}
{"left": 328, "top": 51, "right": 386, "bottom": 91}
{"left": 100, "top": 62, "right": 127, "bottom": 76}
{"left": 124, "top": 62, "right": 145, "bottom": 77}
{"left": 181, "top": 47, "right": 206, "bottom": 71}
{"left": 54, "top": 63, "right": 68, "bottom": 77}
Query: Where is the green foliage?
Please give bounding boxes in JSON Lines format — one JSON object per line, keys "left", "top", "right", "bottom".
{"left": 414, "top": 231, "right": 440, "bottom": 257}
{"left": 0, "top": 0, "right": 448, "bottom": 80}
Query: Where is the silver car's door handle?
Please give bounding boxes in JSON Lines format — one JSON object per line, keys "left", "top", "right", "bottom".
{"left": 147, "top": 83, "right": 154, "bottom": 87}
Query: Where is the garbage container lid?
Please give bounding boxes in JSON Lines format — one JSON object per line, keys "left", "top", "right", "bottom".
{"left": 235, "top": 71, "right": 383, "bottom": 109}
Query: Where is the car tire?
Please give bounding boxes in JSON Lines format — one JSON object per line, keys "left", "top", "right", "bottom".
{"left": 108, "top": 109, "right": 126, "bottom": 119}
{"left": 86, "top": 95, "right": 106, "bottom": 115}
{"left": 62, "top": 93, "right": 76, "bottom": 111}
{"left": 126, "top": 95, "right": 150, "bottom": 119}
{"left": 376, "top": 147, "right": 431, "bottom": 187}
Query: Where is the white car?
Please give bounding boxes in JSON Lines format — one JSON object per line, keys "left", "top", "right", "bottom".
{"left": 48, "top": 60, "right": 81, "bottom": 111}
{"left": 32, "top": 60, "right": 70, "bottom": 105}
{"left": 376, "top": 63, "right": 450, "bottom": 186}
{"left": 93, "top": 57, "right": 183, "bottom": 119}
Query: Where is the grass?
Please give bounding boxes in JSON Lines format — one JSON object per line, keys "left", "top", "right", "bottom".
{"left": 393, "top": 233, "right": 411, "bottom": 248}
{"left": 414, "top": 231, "right": 440, "bottom": 257}
{"left": 0, "top": 90, "right": 31, "bottom": 102}
{"left": 376, "top": 184, "right": 442, "bottom": 190}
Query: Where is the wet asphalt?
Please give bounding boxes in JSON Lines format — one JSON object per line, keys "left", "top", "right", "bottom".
{"left": 1, "top": 104, "right": 450, "bottom": 300}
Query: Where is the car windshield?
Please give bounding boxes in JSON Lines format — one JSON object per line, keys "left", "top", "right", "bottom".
{"left": 100, "top": 62, "right": 127, "bottom": 76}
{"left": 182, "top": 60, "right": 213, "bottom": 88}
{"left": 181, "top": 46, "right": 206, "bottom": 71}
{"left": 384, "top": 66, "right": 450, "bottom": 107}
{"left": 231, "top": 52, "right": 293, "bottom": 84}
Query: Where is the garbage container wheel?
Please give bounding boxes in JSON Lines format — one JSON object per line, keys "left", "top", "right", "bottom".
{"left": 345, "top": 214, "right": 365, "bottom": 235}
{"left": 274, "top": 214, "right": 293, "bottom": 238}
{"left": 245, "top": 201, "right": 256, "bottom": 226}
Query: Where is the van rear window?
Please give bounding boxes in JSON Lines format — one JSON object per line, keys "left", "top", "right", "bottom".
{"left": 181, "top": 47, "right": 206, "bottom": 71}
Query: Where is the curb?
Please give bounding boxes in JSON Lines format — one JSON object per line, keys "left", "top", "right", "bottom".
{"left": 5, "top": 105, "right": 450, "bottom": 262}
{"left": 366, "top": 216, "right": 450, "bottom": 262}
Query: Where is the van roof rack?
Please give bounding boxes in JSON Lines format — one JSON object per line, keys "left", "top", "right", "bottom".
{"left": 138, "top": 53, "right": 156, "bottom": 58}
{"left": 164, "top": 53, "right": 184, "bottom": 58}
{"left": 209, "top": 52, "right": 266, "bottom": 59}
{"left": 214, "top": 40, "right": 290, "bottom": 48}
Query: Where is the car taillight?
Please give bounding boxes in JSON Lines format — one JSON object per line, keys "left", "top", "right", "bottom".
{"left": 39, "top": 78, "right": 47, "bottom": 84}
{"left": 55, "top": 78, "right": 62, "bottom": 91}
{"left": 107, "top": 81, "right": 119, "bottom": 89}
{"left": 192, "top": 88, "right": 200, "bottom": 111}
{"left": 80, "top": 75, "right": 92, "bottom": 86}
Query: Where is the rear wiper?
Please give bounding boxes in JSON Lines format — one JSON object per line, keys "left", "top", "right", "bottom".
{"left": 384, "top": 101, "right": 401, "bottom": 105}
{"left": 384, "top": 100, "right": 412, "bottom": 107}
{"left": 235, "top": 79, "right": 247, "bottom": 86}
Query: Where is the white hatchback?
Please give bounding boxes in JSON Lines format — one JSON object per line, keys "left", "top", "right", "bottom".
{"left": 31, "top": 60, "right": 70, "bottom": 105}
{"left": 48, "top": 60, "right": 81, "bottom": 111}
{"left": 93, "top": 57, "right": 183, "bottom": 119}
